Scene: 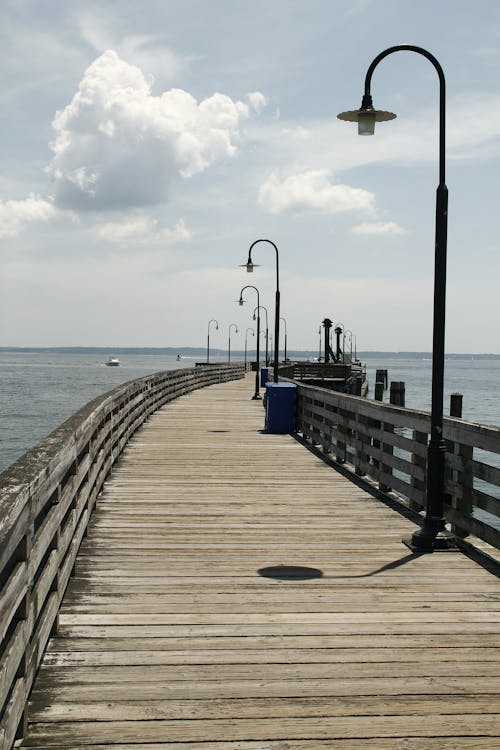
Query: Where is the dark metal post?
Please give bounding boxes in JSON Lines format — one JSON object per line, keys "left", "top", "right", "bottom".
{"left": 322, "top": 318, "right": 332, "bottom": 363}
{"left": 280, "top": 317, "right": 287, "bottom": 362}
{"left": 254, "top": 306, "right": 269, "bottom": 366}
{"left": 207, "top": 318, "right": 218, "bottom": 364}
{"left": 243, "top": 240, "right": 280, "bottom": 382}
{"left": 228, "top": 323, "right": 238, "bottom": 364}
{"left": 240, "top": 286, "right": 261, "bottom": 400}
{"left": 342, "top": 45, "right": 452, "bottom": 551}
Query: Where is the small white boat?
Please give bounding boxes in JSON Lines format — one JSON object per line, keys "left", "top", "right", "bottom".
{"left": 105, "top": 357, "right": 120, "bottom": 367}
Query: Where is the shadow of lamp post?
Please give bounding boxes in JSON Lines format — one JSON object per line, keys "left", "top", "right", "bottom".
{"left": 239, "top": 286, "right": 262, "bottom": 400}
{"left": 207, "top": 318, "right": 219, "bottom": 364}
{"left": 338, "top": 44, "right": 452, "bottom": 551}
{"left": 241, "top": 239, "right": 280, "bottom": 383}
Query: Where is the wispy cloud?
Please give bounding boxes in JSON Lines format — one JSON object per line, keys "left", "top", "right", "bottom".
{"left": 352, "top": 221, "right": 407, "bottom": 236}
{"left": 93, "top": 215, "right": 191, "bottom": 245}
{"left": 258, "top": 169, "right": 376, "bottom": 215}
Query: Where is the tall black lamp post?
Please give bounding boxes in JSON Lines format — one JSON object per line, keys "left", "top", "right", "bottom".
{"left": 253, "top": 305, "right": 269, "bottom": 365}
{"left": 228, "top": 323, "right": 238, "bottom": 364}
{"left": 338, "top": 45, "right": 451, "bottom": 551}
{"left": 207, "top": 318, "right": 219, "bottom": 364}
{"left": 345, "top": 329, "right": 353, "bottom": 361}
{"left": 239, "top": 286, "right": 261, "bottom": 400}
{"left": 280, "top": 316, "right": 288, "bottom": 362}
{"left": 241, "top": 239, "right": 280, "bottom": 382}
{"left": 244, "top": 327, "right": 255, "bottom": 369}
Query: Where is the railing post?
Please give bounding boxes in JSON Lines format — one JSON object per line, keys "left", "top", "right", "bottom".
{"left": 450, "top": 441, "right": 473, "bottom": 538}
{"left": 379, "top": 419, "right": 393, "bottom": 493}
{"left": 410, "top": 429, "right": 428, "bottom": 512}
{"left": 355, "top": 411, "right": 367, "bottom": 476}
{"left": 335, "top": 406, "right": 347, "bottom": 464}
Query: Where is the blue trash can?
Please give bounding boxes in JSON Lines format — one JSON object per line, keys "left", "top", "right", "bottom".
{"left": 260, "top": 367, "right": 270, "bottom": 387}
{"left": 265, "top": 382, "right": 297, "bottom": 433}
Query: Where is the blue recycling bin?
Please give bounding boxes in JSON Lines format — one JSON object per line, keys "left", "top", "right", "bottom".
{"left": 260, "top": 367, "right": 270, "bottom": 387}
{"left": 265, "top": 382, "right": 297, "bottom": 433}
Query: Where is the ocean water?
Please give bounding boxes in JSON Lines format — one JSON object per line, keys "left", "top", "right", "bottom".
{"left": 364, "top": 356, "right": 500, "bottom": 426}
{"left": 0, "top": 351, "right": 226, "bottom": 473}
{"left": 0, "top": 351, "right": 498, "bottom": 474}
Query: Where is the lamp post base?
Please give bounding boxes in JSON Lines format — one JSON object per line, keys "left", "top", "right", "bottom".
{"left": 403, "top": 517, "right": 455, "bottom": 553}
{"left": 252, "top": 394, "right": 262, "bottom": 400}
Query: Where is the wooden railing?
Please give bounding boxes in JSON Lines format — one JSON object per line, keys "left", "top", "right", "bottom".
{"left": 296, "top": 382, "right": 500, "bottom": 552}
{"left": 0, "top": 364, "right": 244, "bottom": 750}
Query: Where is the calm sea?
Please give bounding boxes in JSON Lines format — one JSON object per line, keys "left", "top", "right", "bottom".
{"left": 0, "top": 351, "right": 499, "bottom": 474}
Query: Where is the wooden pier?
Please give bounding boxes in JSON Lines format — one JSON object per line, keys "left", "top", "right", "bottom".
{"left": 17, "top": 373, "right": 500, "bottom": 748}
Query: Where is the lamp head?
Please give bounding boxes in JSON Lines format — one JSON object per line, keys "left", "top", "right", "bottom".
{"left": 337, "top": 94, "right": 396, "bottom": 135}
{"left": 239, "top": 253, "right": 259, "bottom": 273}
{"left": 239, "top": 296, "right": 244, "bottom": 306}
{"left": 215, "top": 323, "right": 218, "bottom": 330}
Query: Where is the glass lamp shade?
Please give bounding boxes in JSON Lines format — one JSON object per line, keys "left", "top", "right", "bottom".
{"left": 239, "top": 298, "right": 244, "bottom": 306}
{"left": 357, "top": 110, "right": 376, "bottom": 135}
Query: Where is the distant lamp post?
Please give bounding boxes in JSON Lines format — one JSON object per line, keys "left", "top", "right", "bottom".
{"left": 345, "top": 329, "right": 353, "bottom": 360}
{"left": 334, "top": 324, "right": 344, "bottom": 362}
{"left": 241, "top": 239, "right": 280, "bottom": 382}
{"left": 253, "top": 305, "right": 269, "bottom": 365}
{"left": 244, "top": 327, "right": 255, "bottom": 368}
{"left": 207, "top": 318, "right": 219, "bottom": 364}
{"left": 228, "top": 323, "right": 238, "bottom": 364}
{"left": 239, "top": 285, "right": 261, "bottom": 400}
{"left": 280, "top": 317, "right": 288, "bottom": 362}
{"left": 318, "top": 326, "right": 322, "bottom": 361}
{"left": 338, "top": 45, "right": 451, "bottom": 551}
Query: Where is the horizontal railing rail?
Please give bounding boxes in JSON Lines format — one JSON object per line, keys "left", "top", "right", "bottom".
{"left": 295, "top": 382, "right": 500, "bottom": 552}
{"left": 0, "top": 364, "right": 244, "bottom": 750}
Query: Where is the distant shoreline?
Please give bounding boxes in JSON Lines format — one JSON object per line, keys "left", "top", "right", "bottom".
{"left": 1, "top": 347, "right": 499, "bottom": 360}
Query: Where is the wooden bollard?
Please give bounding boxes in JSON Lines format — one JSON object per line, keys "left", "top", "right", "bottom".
{"left": 374, "top": 381, "right": 384, "bottom": 401}
{"left": 450, "top": 392, "right": 463, "bottom": 418}
{"left": 376, "top": 369, "right": 388, "bottom": 389}
{"left": 389, "top": 381, "right": 405, "bottom": 407}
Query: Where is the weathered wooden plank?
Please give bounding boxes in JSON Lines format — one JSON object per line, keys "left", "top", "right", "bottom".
{"left": 27, "top": 694, "right": 500, "bottom": 722}
{"left": 13, "top": 742, "right": 500, "bottom": 750}
{"left": 18, "top": 714, "right": 500, "bottom": 744}
{"left": 27, "top": 675, "right": 500, "bottom": 702}
{"left": 45, "top": 632, "right": 500, "bottom": 650}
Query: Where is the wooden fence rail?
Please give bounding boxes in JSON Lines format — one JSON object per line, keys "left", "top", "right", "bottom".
{"left": 295, "top": 382, "right": 500, "bottom": 551}
{"left": 0, "top": 364, "right": 244, "bottom": 750}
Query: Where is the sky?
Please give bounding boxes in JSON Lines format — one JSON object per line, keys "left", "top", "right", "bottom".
{"left": 1, "top": 0, "right": 499, "bottom": 353}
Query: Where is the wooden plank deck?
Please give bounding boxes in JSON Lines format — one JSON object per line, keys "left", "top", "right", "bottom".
{"left": 21, "top": 374, "right": 500, "bottom": 749}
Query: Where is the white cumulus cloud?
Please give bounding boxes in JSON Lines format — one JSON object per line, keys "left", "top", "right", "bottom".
{"left": 93, "top": 216, "right": 191, "bottom": 245}
{"left": 352, "top": 221, "right": 407, "bottom": 236}
{"left": 0, "top": 195, "right": 62, "bottom": 238}
{"left": 258, "top": 169, "right": 376, "bottom": 215}
{"left": 47, "top": 50, "right": 262, "bottom": 211}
